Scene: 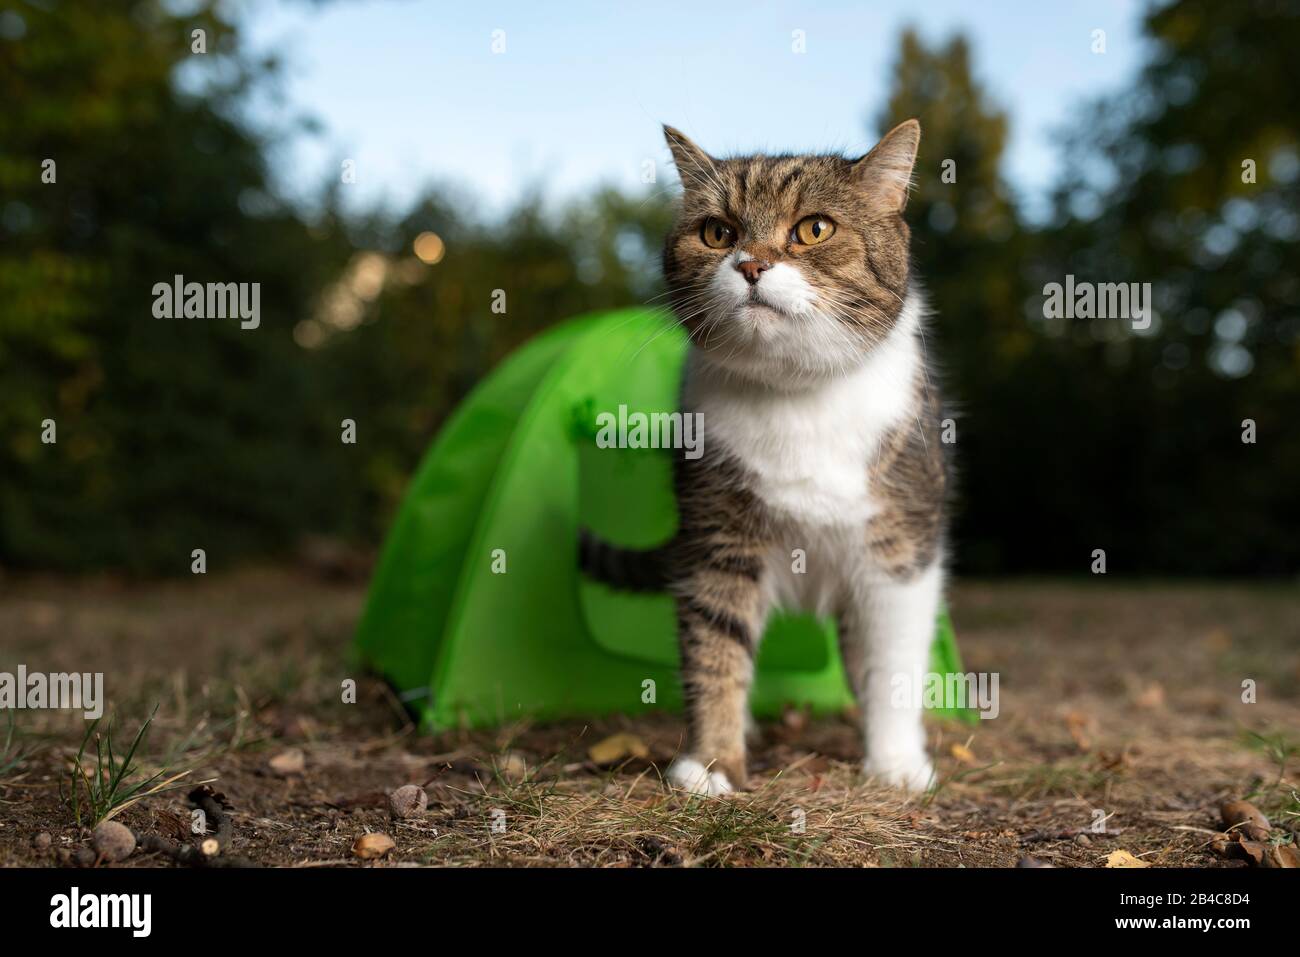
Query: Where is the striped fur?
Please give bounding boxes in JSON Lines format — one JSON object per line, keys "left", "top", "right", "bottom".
{"left": 583, "top": 120, "right": 948, "bottom": 794}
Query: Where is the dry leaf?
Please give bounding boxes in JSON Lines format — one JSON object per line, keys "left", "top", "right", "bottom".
{"left": 268, "top": 748, "right": 305, "bottom": 776}
{"left": 1219, "top": 799, "right": 1271, "bottom": 841}
{"left": 1204, "top": 628, "right": 1231, "bottom": 653}
{"left": 1235, "top": 840, "right": 1268, "bottom": 866}
{"left": 1064, "top": 711, "right": 1093, "bottom": 752}
{"left": 587, "top": 733, "right": 649, "bottom": 765}
{"left": 1265, "top": 845, "right": 1300, "bottom": 868}
{"left": 1105, "top": 849, "right": 1151, "bottom": 868}
{"left": 352, "top": 832, "right": 395, "bottom": 860}
{"left": 1134, "top": 682, "right": 1165, "bottom": 709}
{"left": 950, "top": 742, "right": 978, "bottom": 766}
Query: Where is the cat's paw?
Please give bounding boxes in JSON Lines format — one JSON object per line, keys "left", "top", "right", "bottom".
{"left": 862, "top": 752, "right": 935, "bottom": 792}
{"left": 666, "top": 756, "right": 735, "bottom": 797}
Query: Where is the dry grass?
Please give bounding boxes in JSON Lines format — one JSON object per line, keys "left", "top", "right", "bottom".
{"left": 0, "top": 568, "right": 1297, "bottom": 867}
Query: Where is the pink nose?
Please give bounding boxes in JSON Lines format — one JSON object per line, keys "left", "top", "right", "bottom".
{"left": 737, "top": 259, "right": 771, "bottom": 285}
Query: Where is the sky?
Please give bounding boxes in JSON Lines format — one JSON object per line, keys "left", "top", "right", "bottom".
{"left": 235, "top": 0, "right": 1151, "bottom": 221}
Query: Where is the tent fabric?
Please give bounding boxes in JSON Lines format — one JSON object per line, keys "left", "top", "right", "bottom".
{"left": 355, "top": 308, "right": 973, "bottom": 729}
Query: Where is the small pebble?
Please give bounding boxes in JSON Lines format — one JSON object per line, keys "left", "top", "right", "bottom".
{"left": 1074, "top": 833, "right": 1092, "bottom": 847}
{"left": 499, "top": 751, "right": 527, "bottom": 782}
{"left": 32, "top": 832, "right": 52, "bottom": 851}
{"left": 92, "top": 820, "right": 136, "bottom": 862}
{"left": 389, "top": 784, "right": 428, "bottom": 820}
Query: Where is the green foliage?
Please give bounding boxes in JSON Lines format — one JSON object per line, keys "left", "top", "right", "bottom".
{"left": 1, "top": 710, "right": 31, "bottom": 778}
{"left": 64, "top": 708, "right": 190, "bottom": 827}
{"left": 0, "top": 1, "right": 353, "bottom": 572}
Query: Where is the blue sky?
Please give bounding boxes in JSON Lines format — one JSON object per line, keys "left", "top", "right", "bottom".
{"left": 237, "top": 0, "right": 1150, "bottom": 220}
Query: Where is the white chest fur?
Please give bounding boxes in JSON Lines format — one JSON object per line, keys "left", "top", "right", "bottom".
{"left": 684, "top": 292, "right": 924, "bottom": 529}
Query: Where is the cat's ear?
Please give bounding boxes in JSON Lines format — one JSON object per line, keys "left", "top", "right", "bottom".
{"left": 851, "top": 118, "right": 921, "bottom": 215}
{"left": 663, "top": 125, "right": 718, "bottom": 193}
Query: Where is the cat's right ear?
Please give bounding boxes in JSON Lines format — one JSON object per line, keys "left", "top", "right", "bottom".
{"left": 663, "top": 125, "right": 718, "bottom": 192}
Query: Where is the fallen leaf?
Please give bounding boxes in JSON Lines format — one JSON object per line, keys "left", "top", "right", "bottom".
{"left": 352, "top": 832, "right": 395, "bottom": 860}
{"left": 268, "top": 748, "right": 305, "bottom": 776}
{"left": 1064, "top": 711, "right": 1093, "bottom": 752}
{"left": 1265, "top": 845, "right": 1300, "bottom": 868}
{"left": 949, "top": 742, "right": 977, "bottom": 765}
{"left": 1105, "top": 849, "right": 1151, "bottom": 868}
{"left": 587, "top": 733, "right": 649, "bottom": 765}
{"left": 1096, "top": 749, "right": 1130, "bottom": 771}
{"left": 1203, "top": 628, "right": 1231, "bottom": 653}
{"left": 1219, "top": 800, "right": 1270, "bottom": 841}
{"left": 1134, "top": 682, "right": 1165, "bottom": 709}
{"left": 1235, "top": 840, "right": 1268, "bottom": 867}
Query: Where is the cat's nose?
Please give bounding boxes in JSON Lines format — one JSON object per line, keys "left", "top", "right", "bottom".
{"left": 736, "top": 259, "right": 772, "bottom": 285}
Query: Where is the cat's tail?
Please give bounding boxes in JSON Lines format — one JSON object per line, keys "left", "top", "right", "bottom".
{"left": 578, "top": 528, "right": 674, "bottom": 592}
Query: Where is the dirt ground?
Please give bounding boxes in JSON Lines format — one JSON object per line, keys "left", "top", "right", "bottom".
{"left": 1, "top": 568, "right": 1297, "bottom": 867}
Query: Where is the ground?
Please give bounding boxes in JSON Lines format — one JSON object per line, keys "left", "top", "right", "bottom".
{"left": 1, "top": 568, "right": 1297, "bottom": 867}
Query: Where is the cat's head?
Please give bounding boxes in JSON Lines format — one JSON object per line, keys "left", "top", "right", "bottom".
{"left": 661, "top": 120, "right": 920, "bottom": 385}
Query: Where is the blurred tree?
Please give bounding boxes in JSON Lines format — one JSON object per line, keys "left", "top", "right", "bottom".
{"left": 310, "top": 186, "right": 674, "bottom": 535}
{"left": 2, "top": 0, "right": 1293, "bottom": 578}
{"left": 1026, "top": 0, "right": 1300, "bottom": 574}
{"left": 0, "top": 1, "right": 352, "bottom": 571}
{"left": 875, "top": 29, "right": 1035, "bottom": 573}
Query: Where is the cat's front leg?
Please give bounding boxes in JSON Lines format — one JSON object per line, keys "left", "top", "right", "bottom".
{"left": 665, "top": 562, "right": 768, "bottom": 796}
{"left": 842, "top": 560, "right": 944, "bottom": 792}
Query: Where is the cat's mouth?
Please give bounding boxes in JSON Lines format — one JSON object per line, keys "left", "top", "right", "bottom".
{"left": 742, "top": 289, "right": 790, "bottom": 320}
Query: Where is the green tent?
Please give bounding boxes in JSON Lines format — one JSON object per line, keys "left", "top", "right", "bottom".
{"left": 354, "top": 307, "right": 971, "bottom": 730}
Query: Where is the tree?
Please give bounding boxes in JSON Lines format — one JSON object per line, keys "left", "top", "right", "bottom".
{"left": 0, "top": 1, "right": 350, "bottom": 571}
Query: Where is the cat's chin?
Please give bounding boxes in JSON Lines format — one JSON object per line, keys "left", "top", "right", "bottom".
{"left": 739, "top": 301, "right": 788, "bottom": 322}
{"left": 693, "top": 335, "right": 865, "bottom": 390}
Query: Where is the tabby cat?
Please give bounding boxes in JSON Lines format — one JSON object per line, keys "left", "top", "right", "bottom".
{"left": 581, "top": 119, "right": 948, "bottom": 794}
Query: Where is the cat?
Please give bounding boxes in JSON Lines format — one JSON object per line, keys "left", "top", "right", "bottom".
{"left": 580, "top": 119, "right": 948, "bottom": 795}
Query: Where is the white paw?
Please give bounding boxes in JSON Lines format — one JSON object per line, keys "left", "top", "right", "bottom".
{"left": 666, "top": 756, "right": 734, "bottom": 796}
{"left": 863, "top": 752, "right": 935, "bottom": 792}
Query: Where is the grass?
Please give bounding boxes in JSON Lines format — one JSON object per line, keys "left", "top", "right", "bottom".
{"left": 3, "top": 570, "right": 1298, "bottom": 867}
{"left": 1241, "top": 729, "right": 1299, "bottom": 831}
{"left": 413, "top": 762, "right": 923, "bottom": 867}
{"left": 1, "top": 711, "right": 31, "bottom": 779}
{"left": 63, "top": 707, "right": 195, "bottom": 827}
{"left": 974, "top": 758, "right": 1117, "bottom": 802}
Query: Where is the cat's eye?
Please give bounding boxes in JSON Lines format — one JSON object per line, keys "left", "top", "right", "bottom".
{"left": 700, "top": 217, "right": 736, "bottom": 249}
{"left": 793, "top": 215, "right": 835, "bottom": 246}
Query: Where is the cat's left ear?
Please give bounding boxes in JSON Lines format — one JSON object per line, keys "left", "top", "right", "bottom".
{"left": 850, "top": 118, "right": 921, "bottom": 215}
